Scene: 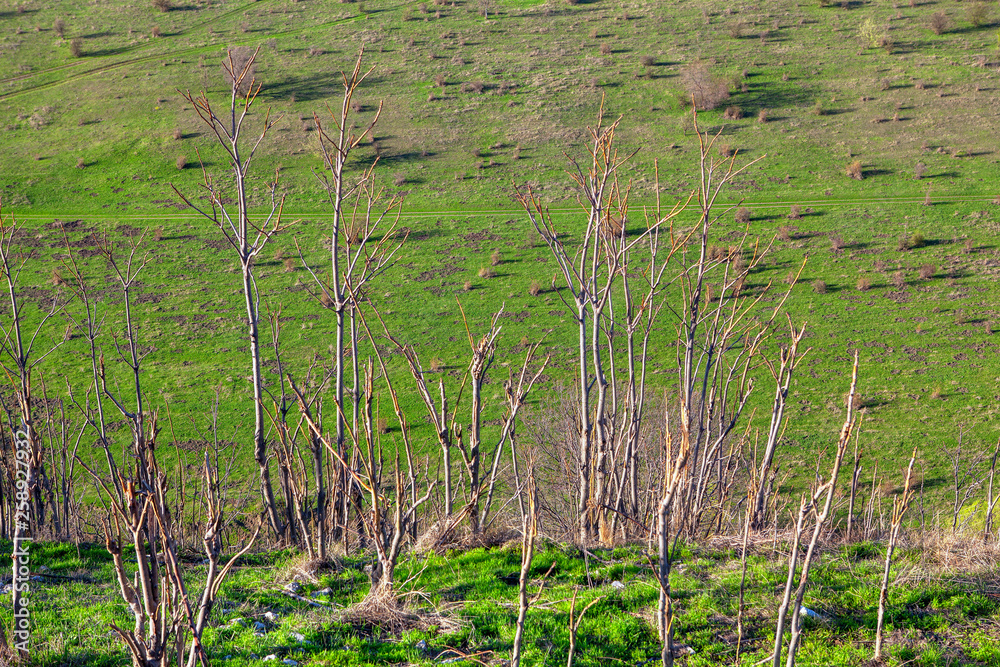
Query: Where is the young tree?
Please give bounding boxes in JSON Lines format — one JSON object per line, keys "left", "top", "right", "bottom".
{"left": 174, "top": 47, "right": 287, "bottom": 539}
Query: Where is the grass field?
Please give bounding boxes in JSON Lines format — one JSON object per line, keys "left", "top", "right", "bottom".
{"left": 12, "top": 536, "right": 1000, "bottom": 666}
{"left": 2, "top": 1, "right": 1000, "bottom": 520}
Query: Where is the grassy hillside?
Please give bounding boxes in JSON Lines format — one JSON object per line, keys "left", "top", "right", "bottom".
{"left": 1, "top": 0, "right": 1000, "bottom": 501}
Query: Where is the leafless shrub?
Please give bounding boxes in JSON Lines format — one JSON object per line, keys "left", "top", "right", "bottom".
{"left": 528, "top": 280, "right": 541, "bottom": 296}
{"left": 433, "top": 73, "right": 446, "bottom": 87}
{"left": 222, "top": 46, "right": 257, "bottom": 98}
{"left": 152, "top": 0, "right": 172, "bottom": 11}
{"left": 69, "top": 38, "right": 83, "bottom": 57}
{"left": 788, "top": 205, "right": 802, "bottom": 220}
{"left": 478, "top": 266, "right": 495, "bottom": 279}
{"left": 963, "top": 238, "right": 975, "bottom": 253}
{"left": 722, "top": 106, "right": 743, "bottom": 120}
{"left": 757, "top": 108, "right": 769, "bottom": 123}
{"left": 873, "top": 259, "right": 888, "bottom": 272}
{"left": 430, "top": 356, "right": 443, "bottom": 372}
{"left": 153, "top": 226, "right": 164, "bottom": 242}
{"left": 462, "top": 81, "right": 485, "bottom": 93}
{"left": 171, "top": 127, "right": 183, "bottom": 140}
{"left": 599, "top": 43, "right": 611, "bottom": 55}
{"left": 830, "top": 234, "right": 845, "bottom": 252}
{"left": 929, "top": 11, "right": 950, "bottom": 35}
{"left": 777, "top": 225, "right": 793, "bottom": 242}
{"left": 679, "top": 60, "right": 730, "bottom": 110}
{"left": 393, "top": 173, "right": 406, "bottom": 187}
{"left": 151, "top": 25, "right": 162, "bottom": 38}
{"left": 175, "top": 155, "right": 186, "bottom": 170}
{"left": 377, "top": 417, "right": 390, "bottom": 434}
{"left": 784, "top": 270, "right": 797, "bottom": 285}
{"left": 812, "top": 279, "right": 827, "bottom": 294}
{"left": 890, "top": 271, "right": 906, "bottom": 289}
{"left": 918, "top": 263, "right": 935, "bottom": 280}
{"left": 463, "top": 279, "right": 472, "bottom": 290}
{"left": 76, "top": 157, "right": 85, "bottom": 169}
{"left": 846, "top": 160, "right": 863, "bottom": 180}
{"left": 490, "top": 250, "right": 502, "bottom": 266}
{"left": 308, "top": 45, "right": 324, "bottom": 57}
{"left": 54, "top": 19, "right": 65, "bottom": 38}
{"left": 50, "top": 269, "right": 66, "bottom": 286}
{"left": 729, "top": 19, "right": 747, "bottom": 38}
{"left": 719, "top": 143, "right": 734, "bottom": 157}
{"left": 284, "top": 257, "right": 295, "bottom": 272}
{"left": 735, "top": 207, "right": 750, "bottom": 225}
{"left": 640, "top": 54, "right": 655, "bottom": 67}
{"left": 967, "top": 2, "right": 990, "bottom": 27}
{"left": 856, "top": 276, "right": 872, "bottom": 291}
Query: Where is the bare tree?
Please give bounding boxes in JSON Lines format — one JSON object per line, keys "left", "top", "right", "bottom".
{"left": 175, "top": 47, "right": 287, "bottom": 540}
{"left": 874, "top": 447, "right": 917, "bottom": 661}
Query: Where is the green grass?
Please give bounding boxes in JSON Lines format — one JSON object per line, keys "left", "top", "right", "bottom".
{"left": 2, "top": 1, "right": 1000, "bottom": 501}
{"left": 8, "top": 538, "right": 1000, "bottom": 665}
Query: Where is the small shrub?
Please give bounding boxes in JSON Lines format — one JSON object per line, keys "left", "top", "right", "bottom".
{"left": 377, "top": 417, "right": 389, "bottom": 434}
{"left": 463, "top": 279, "right": 472, "bottom": 291}
{"left": 929, "top": 11, "right": 950, "bottom": 35}
{"left": 856, "top": 276, "right": 872, "bottom": 291}
{"left": 909, "top": 232, "right": 925, "bottom": 249}
{"left": 890, "top": 271, "right": 906, "bottom": 289}
{"left": 967, "top": 2, "right": 990, "bottom": 27}
{"left": 308, "top": 45, "right": 324, "bottom": 57}
{"left": 639, "top": 54, "right": 655, "bottom": 67}
{"left": 528, "top": 280, "right": 541, "bottom": 296}
{"left": 873, "top": 259, "right": 888, "bottom": 272}
{"left": 788, "top": 205, "right": 802, "bottom": 220}
{"left": 50, "top": 269, "right": 66, "bottom": 286}
{"left": 151, "top": 26, "right": 162, "bottom": 38}
{"left": 719, "top": 143, "right": 734, "bottom": 158}
{"left": 176, "top": 156, "right": 186, "bottom": 170}
{"left": 222, "top": 46, "right": 257, "bottom": 97}
{"left": 490, "top": 250, "right": 502, "bottom": 266}
{"left": 830, "top": 234, "right": 845, "bottom": 252}
{"left": 433, "top": 73, "right": 446, "bottom": 87}
{"left": 478, "top": 266, "right": 495, "bottom": 279}
{"left": 76, "top": 157, "right": 85, "bottom": 169}
{"left": 153, "top": 227, "right": 164, "bottom": 242}
{"left": 172, "top": 128, "right": 183, "bottom": 140}
{"left": 918, "top": 263, "right": 935, "bottom": 280}
{"left": 679, "top": 60, "right": 730, "bottom": 110}
{"left": 152, "top": 0, "right": 172, "bottom": 11}
{"left": 429, "top": 357, "right": 443, "bottom": 372}
{"left": 393, "top": 173, "right": 406, "bottom": 187}
{"left": 69, "top": 38, "right": 83, "bottom": 57}
{"left": 53, "top": 19, "right": 65, "bottom": 38}
{"left": 599, "top": 43, "right": 611, "bottom": 55}
{"left": 963, "top": 238, "right": 975, "bottom": 253}
{"left": 735, "top": 207, "right": 750, "bottom": 225}
{"left": 777, "top": 225, "right": 793, "bottom": 242}
{"left": 283, "top": 258, "right": 295, "bottom": 273}
{"left": 784, "top": 270, "right": 797, "bottom": 286}
{"left": 722, "top": 106, "right": 743, "bottom": 120}
{"left": 729, "top": 20, "right": 746, "bottom": 38}
{"left": 846, "top": 160, "right": 863, "bottom": 180}
{"left": 811, "top": 99, "right": 824, "bottom": 116}
{"left": 812, "top": 279, "right": 827, "bottom": 294}
{"left": 757, "top": 108, "right": 769, "bottom": 123}
{"left": 461, "top": 81, "right": 485, "bottom": 94}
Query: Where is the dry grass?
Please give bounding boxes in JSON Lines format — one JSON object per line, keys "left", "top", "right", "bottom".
{"left": 478, "top": 266, "right": 495, "bottom": 279}
{"left": 846, "top": 160, "right": 863, "bottom": 180}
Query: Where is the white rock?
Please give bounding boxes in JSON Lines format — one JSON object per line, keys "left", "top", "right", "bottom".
{"left": 611, "top": 580, "right": 625, "bottom": 590}
{"left": 262, "top": 655, "right": 278, "bottom": 662}
{"left": 264, "top": 611, "right": 278, "bottom": 624}
{"left": 289, "top": 632, "right": 305, "bottom": 642}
